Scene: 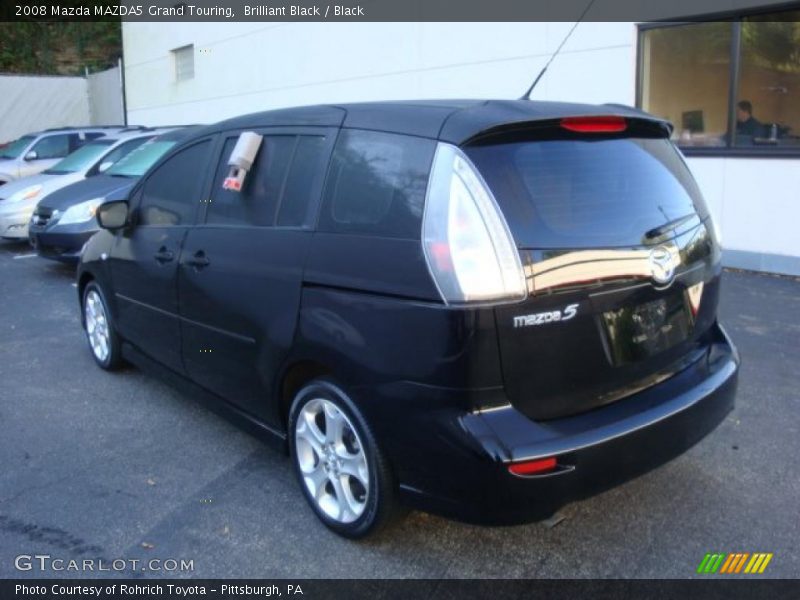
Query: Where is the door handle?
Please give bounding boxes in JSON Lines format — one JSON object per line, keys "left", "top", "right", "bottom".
{"left": 185, "top": 250, "right": 210, "bottom": 270}
{"left": 153, "top": 247, "right": 174, "bottom": 264}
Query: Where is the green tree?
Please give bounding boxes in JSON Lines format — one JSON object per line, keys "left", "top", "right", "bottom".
{"left": 0, "top": 22, "right": 121, "bottom": 76}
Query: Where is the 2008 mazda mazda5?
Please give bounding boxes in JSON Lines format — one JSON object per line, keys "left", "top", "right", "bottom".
{"left": 77, "top": 100, "right": 739, "bottom": 538}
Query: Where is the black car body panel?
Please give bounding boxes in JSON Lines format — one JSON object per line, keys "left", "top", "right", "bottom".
{"left": 77, "top": 100, "right": 738, "bottom": 524}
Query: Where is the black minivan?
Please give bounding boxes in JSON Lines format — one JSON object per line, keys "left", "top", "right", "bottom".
{"left": 77, "top": 100, "right": 739, "bottom": 538}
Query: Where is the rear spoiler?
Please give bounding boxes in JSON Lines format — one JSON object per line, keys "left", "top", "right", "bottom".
{"left": 604, "top": 103, "right": 674, "bottom": 135}
{"left": 461, "top": 115, "right": 674, "bottom": 146}
{"left": 439, "top": 100, "right": 673, "bottom": 146}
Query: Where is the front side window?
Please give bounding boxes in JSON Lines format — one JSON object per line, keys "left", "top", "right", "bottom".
{"left": 639, "top": 11, "right": 800, "bottom": 153}
{"left": 30, "top": 134, "right": 72, "bottom": 159}
{"left": 319, "top": 129, "right": 435, "bottom": 239}
{"left": 0, "top": 135, "right": 35, "bottom": 159}
{"left": 138, "top": 140, "right": 210, "bottom": 227}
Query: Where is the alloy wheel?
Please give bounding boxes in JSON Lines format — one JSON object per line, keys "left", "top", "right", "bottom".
{"left": 84, "top": 290, "right": 110, "bottom": 363}
{"left": 294, "top": 398, "right": 369, "bottom": 524}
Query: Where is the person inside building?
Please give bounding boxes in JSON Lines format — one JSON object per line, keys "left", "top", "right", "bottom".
{"left": 735, "top": 100, "right": 766, "bottom": 139}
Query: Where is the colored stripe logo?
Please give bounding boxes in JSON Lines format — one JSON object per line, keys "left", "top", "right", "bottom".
{"left": 697, "top": 552, "right": 773, "bottom": 574}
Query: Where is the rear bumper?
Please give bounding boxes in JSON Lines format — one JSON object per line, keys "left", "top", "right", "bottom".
{"left": 375, "top": 322, "right": 738, "bottom": 524}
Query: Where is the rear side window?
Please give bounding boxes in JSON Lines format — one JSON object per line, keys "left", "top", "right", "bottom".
{"left": 138, "top": 140, "right": 210, "bottom": 227}
{"left": 319, "top": 129, "right": 435, "bottom": 239}
{"left": 466, "top": 136, "right": 709, "bottom": 249}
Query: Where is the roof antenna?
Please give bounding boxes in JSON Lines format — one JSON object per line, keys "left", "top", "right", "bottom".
{"left": 520, "top": 0, "right": 598, "bottom": 100}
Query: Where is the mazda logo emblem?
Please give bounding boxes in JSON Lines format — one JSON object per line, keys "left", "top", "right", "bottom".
{"left": 649, "top": 246, "right": 676, "bottom": 286}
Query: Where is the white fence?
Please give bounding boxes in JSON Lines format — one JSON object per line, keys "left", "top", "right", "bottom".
{"left": 0, "top": 64, "right": 124, "bottom": 144}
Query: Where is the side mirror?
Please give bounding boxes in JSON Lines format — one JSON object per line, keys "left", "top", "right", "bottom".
{"left": 96, "top": 200, "right": 129, "bottom": 230}
{"left": 97, "top": 161, "right": 113, "bottom": 173}
{"left": 24, "top": 150, "right": 38, "bottom": 161}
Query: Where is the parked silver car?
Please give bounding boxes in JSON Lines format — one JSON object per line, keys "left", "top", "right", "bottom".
{"left": 0, "top": 127, "right": 126, "bottom": 185}
{"left": 0, "top": 130, "right": 165, "bottom": 239}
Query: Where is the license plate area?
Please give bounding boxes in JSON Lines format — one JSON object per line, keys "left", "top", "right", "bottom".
{"left": 601, "top": 292, "right": 693, "bottom": 366}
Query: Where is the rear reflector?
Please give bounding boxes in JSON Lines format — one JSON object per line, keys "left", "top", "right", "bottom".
{"left": 508, "top": 457, "right": 557, "bottom": 476}
{"left": 560, "top": 116, "right": 627, "bottom": 133}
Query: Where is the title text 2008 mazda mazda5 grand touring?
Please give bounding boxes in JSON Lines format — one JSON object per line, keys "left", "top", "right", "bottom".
{"left": 77, "top": 100, "right": 739, "bottom": 538}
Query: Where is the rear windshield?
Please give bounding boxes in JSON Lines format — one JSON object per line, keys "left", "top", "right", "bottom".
{"left": 44, "top": 140, "right": 114, "bottom": 174}
{"left": 466, "top": 137, "right": 709, "bottom": 249}
{"left": 0, "top": 135, "right": 35, "bottom": 159}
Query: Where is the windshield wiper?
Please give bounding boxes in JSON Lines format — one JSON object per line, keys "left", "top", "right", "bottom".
{"left": 645, "top": 213, "right": 696, "bottom": 239}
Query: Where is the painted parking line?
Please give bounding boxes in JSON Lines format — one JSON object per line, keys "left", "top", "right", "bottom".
{"left": 13, "top": 254, "right": 37, "bottom": 260}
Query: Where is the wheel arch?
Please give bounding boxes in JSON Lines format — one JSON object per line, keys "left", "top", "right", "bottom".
{"left": 278, "top": 359, "right": 332, "bottom": 429}
{"left": 77, "top": 270, "right": 95, "bottom": 301}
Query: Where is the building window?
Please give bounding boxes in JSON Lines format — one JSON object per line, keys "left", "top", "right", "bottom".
{"left": 172, "top": 44, "right": 194, "bottom": 82}
{"left": 639, "top": 11, "right": 800, "bottom": 154}
{"left": 737, "top": 16, "right": 800, "bottom": 147}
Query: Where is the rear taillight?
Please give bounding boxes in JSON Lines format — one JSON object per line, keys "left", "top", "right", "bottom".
{"left": 560, "top": 116, "right": 627, "bottom": 133}
{"left": 508, "top": 457, "right": 557, "bottom": 476}
{"left": 422, "top": 143, "right": 527, "bottom": 305}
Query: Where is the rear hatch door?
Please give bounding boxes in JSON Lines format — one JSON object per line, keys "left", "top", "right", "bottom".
{"left": 465, "top": 118, "right": 721, "bottom": 420}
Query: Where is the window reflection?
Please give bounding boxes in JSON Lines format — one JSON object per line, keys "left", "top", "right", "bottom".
{"left": 736, "top": 14, "right": 800, "bottom": 147}
{"left": 640, "top": 22, "right": 732, "bottom": 148}
{"left": 320, "top": 130, "right": 434, "bottom": 239}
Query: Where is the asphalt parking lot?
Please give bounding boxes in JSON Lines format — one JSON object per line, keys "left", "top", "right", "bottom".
{"left": 0, "top": 239, "right": 798, "bottom": 579}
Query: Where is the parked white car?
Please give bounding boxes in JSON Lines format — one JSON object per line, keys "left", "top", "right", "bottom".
{"left": 0, "top": 127, "right": 126, "bottom": 185}
{"left": 0, "top": 130, "right": 165, "bottom": 239}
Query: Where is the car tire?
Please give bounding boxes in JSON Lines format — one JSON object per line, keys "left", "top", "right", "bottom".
{"left": 82, "top": 281, "right": 122, "bottom": 370}
{"left": 288, "top": 379, "right": 400, "bottom": 538}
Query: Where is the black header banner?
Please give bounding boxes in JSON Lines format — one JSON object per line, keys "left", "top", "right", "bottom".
{"left": 2, "top": 0, "right": 799, "bottom": 22}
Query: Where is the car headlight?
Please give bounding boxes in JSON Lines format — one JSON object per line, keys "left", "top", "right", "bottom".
{"left": 58, "top": 198, "right": 103, "bottom": 225}
{"left": 5, "top": 184, "right": 42, "bottom": 204}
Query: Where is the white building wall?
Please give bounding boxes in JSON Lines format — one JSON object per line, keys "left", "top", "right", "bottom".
{"left": 123, "top": 22, "right": 637, "bottom": 123}
{"left": 122, "top": 22, "right": 800, "bottom": 275}
{"left": 87, "top": 64, "right": 125, "bottom": 126}
{"left": 688, "top": 158, "right": 800, "bottom": 272}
